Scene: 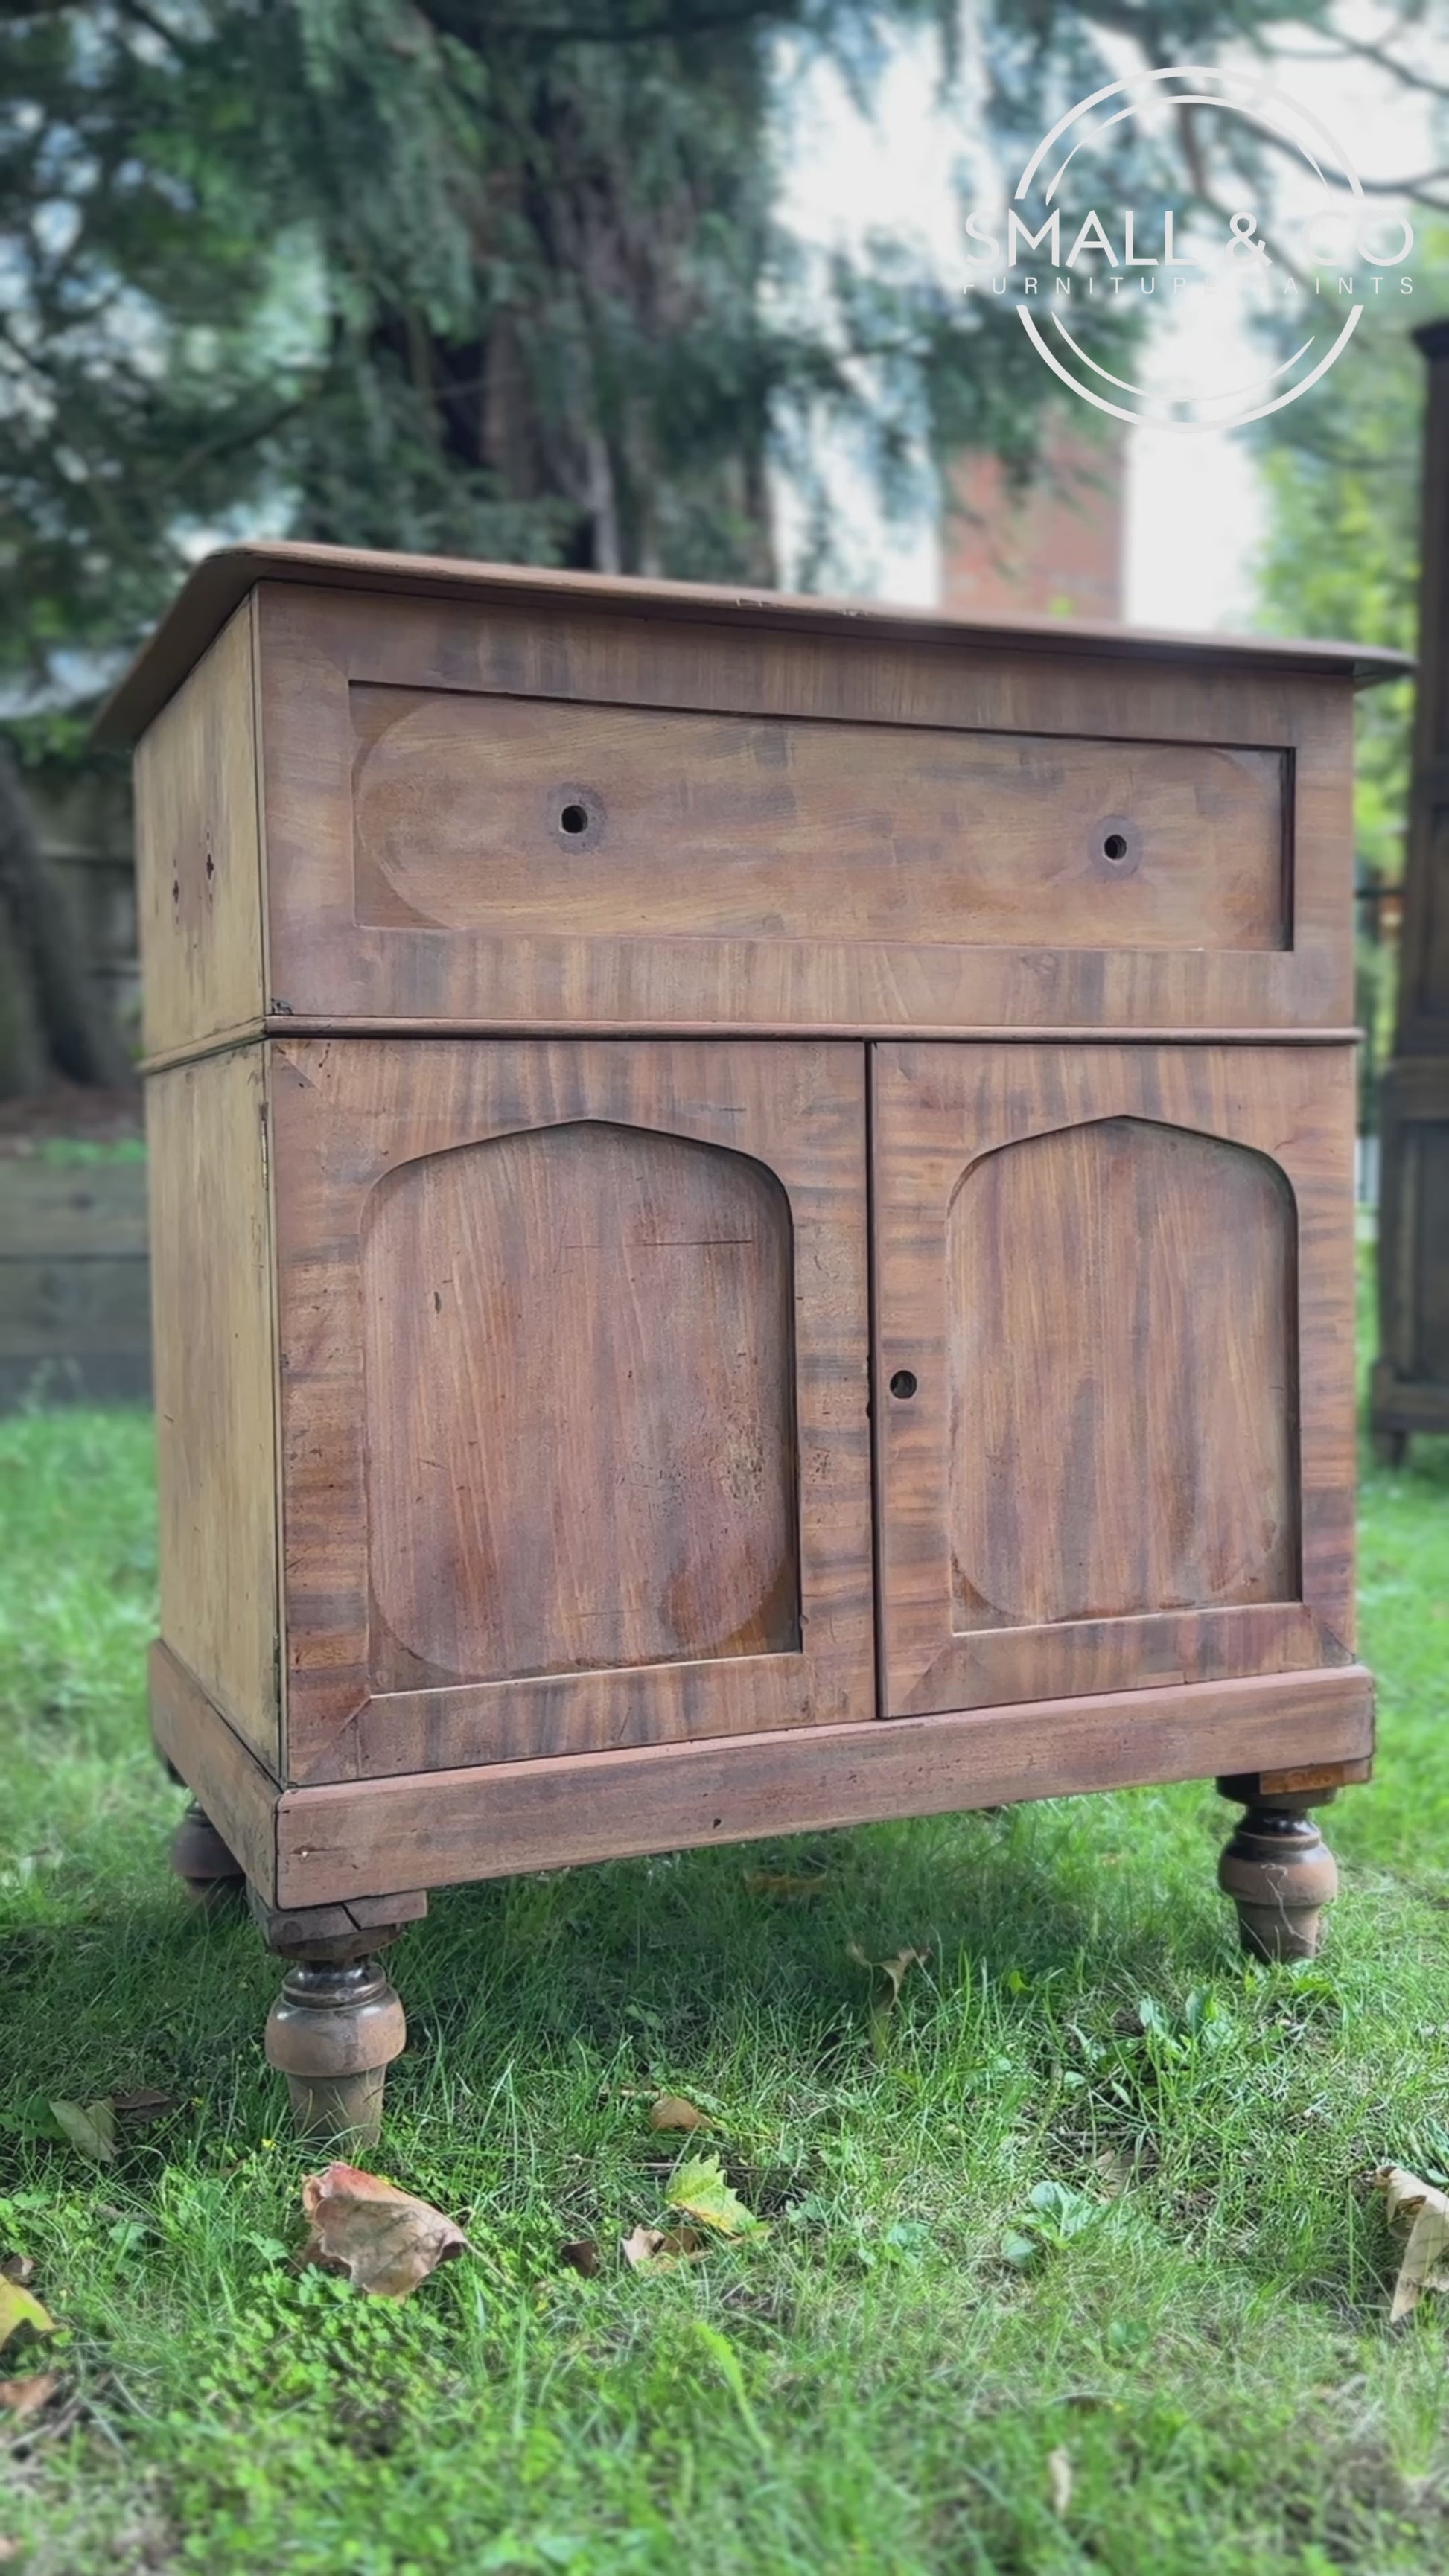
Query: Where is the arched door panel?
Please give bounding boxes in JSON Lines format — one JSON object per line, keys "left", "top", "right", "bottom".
{"left": 363, "top": 1118, "right": 800, "bottom": 1690}
{"left": 946, "top": 1115, "right": 1298, "bottom": 1630}
{"left": 873, "top": 1043, "right": 1357, "bottom": 1719}
{"left": 270, "top": 1036, "right": 873, "bottom": 1781}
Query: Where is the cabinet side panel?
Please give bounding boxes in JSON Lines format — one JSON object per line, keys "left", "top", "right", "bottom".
{"left": 133, "top": 599, "right": 264, "bottom": 1056}
{"left": 147, "top": 1047, "right": 281, "bottom": 1773}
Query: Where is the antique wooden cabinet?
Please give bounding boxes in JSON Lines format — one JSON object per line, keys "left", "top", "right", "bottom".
{"left": 102, "top": 542, "right": 1406, "bottom": 2140}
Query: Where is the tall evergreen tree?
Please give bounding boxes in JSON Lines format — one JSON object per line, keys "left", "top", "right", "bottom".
{"left": 0, "top": 0, "right": 1431, "bottom": 1080}
{"left": 0, "top": 0, "right": 1351, "bottom": 707}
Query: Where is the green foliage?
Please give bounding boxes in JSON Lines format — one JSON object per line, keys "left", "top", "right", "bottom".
{"left": 1255, "top": 275, "right": 1433, "bottom": 882}
{"left": 4, "top": 1365, "right": 1449, "bottom": 2567}
{"left": 664, "top": 2153, "right": 761, "bottom": 2235}
{"left": 1252, "top": 255, "right": 1445, "bottom": 1092}
{"left": 0, "top": 0, "right": 1346, "bottom": 734}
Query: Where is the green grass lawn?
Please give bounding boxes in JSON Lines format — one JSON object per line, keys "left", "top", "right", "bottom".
{"left": 2, "top": 1386, "right": 1449, "bottom": 2573}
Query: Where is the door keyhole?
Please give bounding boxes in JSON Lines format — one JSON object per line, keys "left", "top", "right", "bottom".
{"left": 889, "top": 1369, "right": 918, "bottom": 1400}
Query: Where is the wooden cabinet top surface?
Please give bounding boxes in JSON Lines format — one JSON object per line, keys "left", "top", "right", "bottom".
{"left": 101, "top": 539, "right": 1410, "bottom": 748}
{"left": 114, "top": 542, "right": 1411, "bottom": 1064}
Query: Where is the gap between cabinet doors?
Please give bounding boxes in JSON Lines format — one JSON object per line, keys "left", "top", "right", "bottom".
{"left": 866, "top": 1039, "right": 1358, "bottom": 1729}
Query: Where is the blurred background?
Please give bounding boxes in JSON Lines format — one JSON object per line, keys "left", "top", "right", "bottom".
{"left": 0, "top": 0, "right": 1442, "bottom": 1408}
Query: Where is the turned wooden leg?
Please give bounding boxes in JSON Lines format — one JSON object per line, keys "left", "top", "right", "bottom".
{"left": 1216, "top": 1779, "right": 1339, "bottom": 1962}
{"left": 256, "top": 1899, "right": 421, "bottom": 2149}
{"left": 170, "top": 1799, "right": 245, "bottom": 1907}
{"left": 265, "top": 1956, "right": 407, "bottom": 2146}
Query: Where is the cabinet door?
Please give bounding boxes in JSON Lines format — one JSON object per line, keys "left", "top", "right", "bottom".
{"left": 273, "top": 1037, "right": 873, "bottom": 1783}
{"left": 872, "top": 1044, "right": 1356, "bottom": 1718}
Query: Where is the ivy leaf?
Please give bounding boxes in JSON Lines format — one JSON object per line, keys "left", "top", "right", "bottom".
{"left": 0, "top": 2097, "right": 68, "bottom": 2145}
{"left": 664, "top": 2155, "right": 762, "bottom": 2238}
{"left": 0, "top": 2280, "right": 56, "bottom": 2351}
{"left": 49, "top": 2100, "right": 116, "bottom": 2164}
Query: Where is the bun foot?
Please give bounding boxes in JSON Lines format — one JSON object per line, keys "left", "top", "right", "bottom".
{"left": 1217, "top": 1797, "right": 1338, "bottom": 1962}
{"left": 170, "top": 1800, "right": 245, "bottom": 1907}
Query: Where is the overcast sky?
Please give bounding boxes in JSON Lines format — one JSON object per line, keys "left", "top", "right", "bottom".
{"left": 779, "top": 16, "right": 1439, "bottom": 631}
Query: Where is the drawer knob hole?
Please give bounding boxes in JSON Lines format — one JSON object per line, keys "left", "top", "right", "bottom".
{"left": 889, "top": 1368, "right": 918, "bottom": 1400}
{"left": 560, "top": 803, "right": 590, "bottom": 835}
{"left": 1089, "top": 814, "right": 1140, "bottom": 878}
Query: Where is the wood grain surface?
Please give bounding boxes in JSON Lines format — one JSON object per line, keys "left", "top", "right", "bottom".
{"left": 241, "top": 585, "right": 1355, "bottom": 1045}
{"left": 351, "top": 683, "right": 1287, "bottom": 951}
{"left": 147, "top": 1047, "right": 281, "bottom": 1770}
{"left": 270, "top": 1035, "right": 873, "bottom": 1783}
{"left": 363, "top": 1117, "right": 800, "bottom": 1689}
{"left": 949, "top": 1116, "right": 1297, "bottom": 1625}
{"left": 149, "top": 1640, "right": 280, "bottom": 1901}
{"left": 133, "top": 599, "right": 265, "bottom": 1058}
{"left": 96, "top": 535, "right": 1410, "bottom": 748}
{"left": 273, "top": 1662, "right": 1375, "bottom": 1906}
{"left": 872, "top": 1043, "right": 1357, "bottom": 1718}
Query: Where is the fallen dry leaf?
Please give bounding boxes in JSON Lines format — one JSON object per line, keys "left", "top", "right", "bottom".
{"left": 649, "top": 2094, "right": 707, "bottom": 2134}
{"left": 620, "top": 2224, "right": 706, "bottom": 2269}
{"left": 848, "top": 1943, "right": 930, "bottom": 2004}
{"left": 665, "top": 2154, "right": 760, "bottom": 2238}
{"left": 1047, "top": 2447, "right": 1074, "bottom": 2516}
{"left": 558, "top": 2239, "right": 602, "bottom": 2278}
{"left": 849, "top": 1942, "right": 930, "bottom": 2048}
{"left": 49, "top": 2099, "right": 115, "bottom": 2165}
{"left": 742, "top": 1871, "right": 828, "bottom": 1897}
{"left": 0, "top": 2280, "right": 55, "bottom": 2353}
{"left": 0, "top": 2372, "right": 60, "bottom": 2422}
{"left": 112, "top": 2088, "right": 178, "bottom": 2124}
{"left": 0, "top": 2260, "right": 34, "bottom": 2288}
{"left": 300, "top": 2162, "right": 472, "bottom": 2299}
{"left": 1093, "top": 2146, "right": 1135, "bottom": 2200}
{"left": 1375, "top": 2165, "right": 1449, "bottom": 2321}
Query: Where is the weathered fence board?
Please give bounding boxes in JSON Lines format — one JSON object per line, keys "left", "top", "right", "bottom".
{"left": 0, "top": 1158, "right": 150, "bottom": 1406}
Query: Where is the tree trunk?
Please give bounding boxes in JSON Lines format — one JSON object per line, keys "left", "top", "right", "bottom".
{"left": 0, "top": 741, "right": 133, "bottom": 1094}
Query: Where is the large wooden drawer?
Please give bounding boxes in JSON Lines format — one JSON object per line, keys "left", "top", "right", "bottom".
{"left": 350, "top": 685, "right": 1289, "bottom": 953}
{"left": 133, "top": 576, "right": 1360, "bottom": 1054}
